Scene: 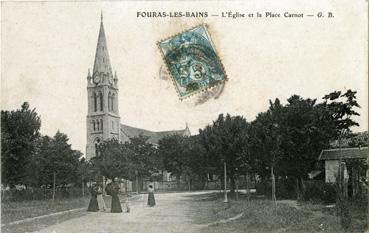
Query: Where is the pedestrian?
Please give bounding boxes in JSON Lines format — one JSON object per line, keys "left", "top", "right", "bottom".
{"left": 87, "top": 182, "right": 99, "bottom": 212}
{"left": 147, "top": 184, "right": 156, "bottom": 207}
{"left": 109, "top": 177, "right": 122, "bottom": 213}
{"left": 96, "top": 182, "right": 106, "bottom": 211}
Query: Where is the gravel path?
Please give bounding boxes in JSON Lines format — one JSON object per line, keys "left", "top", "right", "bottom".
{"left": 34, "top": 192, "right": 212, "bottom": 233}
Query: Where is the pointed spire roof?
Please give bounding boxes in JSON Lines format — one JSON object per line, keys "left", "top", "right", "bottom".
{"left": 93, "top": 14, "right": 112, "bottom": 76}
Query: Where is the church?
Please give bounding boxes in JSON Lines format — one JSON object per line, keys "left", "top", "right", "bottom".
{"left": 86, "top": 15, "right": 190, "bottom": 160}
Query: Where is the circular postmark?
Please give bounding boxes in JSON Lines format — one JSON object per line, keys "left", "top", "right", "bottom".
{"left": 159, "top": 64, "right": 224, "bottom": 105}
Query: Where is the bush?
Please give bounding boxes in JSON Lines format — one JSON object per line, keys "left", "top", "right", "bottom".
{"left": 2, "top": 187, "right": 84, "bottom": 202}
{"left": 303, "top": 181, "right": 336, "bottom": 204}
{"left": 256, "top": 179, "right": 296, "bottom": 199}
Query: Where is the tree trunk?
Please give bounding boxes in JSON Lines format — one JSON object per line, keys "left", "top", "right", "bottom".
{"left": 176, "top": 175, "right": 181, "bottom": 190}
{"left": 295, "top": 178, "right": 301, "bottom": 201}
{"left": 230, "top": 174, "right": 236, "bottom": 194}
{"left": 246, "top": 173, "right": 250, "bottom": 201}
{"left": 82, "top": 176, "right": 85, "bottom": 198}
{"left": 271, "top": 167, "right": 277, "bottom": 210}
{"left": 235, "top": 177, "right": 239, "bottom": 201}
{"left": 52, "top": 172, "right": 56, "bottom": 204}
{"left": 136, "top": 171, "right": 139, "bottom": 193}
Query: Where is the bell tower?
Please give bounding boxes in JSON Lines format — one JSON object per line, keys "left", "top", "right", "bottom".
{"left": 86, "top": 14, "right": 120, "bottom": 159}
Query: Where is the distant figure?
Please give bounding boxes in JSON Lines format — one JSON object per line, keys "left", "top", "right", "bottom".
{"left": 125, "top": 194, "right": 131, "bottom": 213}
{"left": 109, "top": 178, "right": 122, "bottom": 213}
{"left": 87, "top": 182, "right": 99, "bottom": 212}
{"left": 96, "top": 182, "right": 106, "bottom": 211}
{"left": 147, "top": 184, "right": 156, "bottom": 207}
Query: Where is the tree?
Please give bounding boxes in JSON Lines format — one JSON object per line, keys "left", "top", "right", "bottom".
{"left": 1, "top": 102, "right": 41, "bottom": 186}
{"left": 92, "top": 135, "right": 159, "bottom": 186}
{"left": 158, "top": 134, "right": 187, "bottom": 185}
{"left": 250, "top": 99, "right": 285, "bottom": 208}
{"left": 198, "top": 114, "right": 250, "bottom": 193}
{"left": 279, "top": 95, "right": 334, "bottom": 199}
{"left": 321, "top": 90, "right": 360, "bottom": 229}
{"left": 92, "top": 139, "right": 129, "bottom": 180}
{"left": 125, "top": 135, "right": 160, "bottom": 181}
{"left": 37, "top": 132, "right": 83, "bottom": 186}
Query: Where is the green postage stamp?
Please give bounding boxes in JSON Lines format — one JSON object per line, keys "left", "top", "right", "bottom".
{"left": 158, "top": 24, "right": 227, "bottom": 99}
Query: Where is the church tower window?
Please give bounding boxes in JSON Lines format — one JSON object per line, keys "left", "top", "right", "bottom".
{"left": 111, "top": 93, "right": 115, "bottom": 112}
{"left": 100, "top": 119, "right": 103, "bottom": 130}
{"left": 99, "top": 92, "right": 103, "bottom": 111}
{"left": 93, "top": 93, "right": 97, "bottom": 112}
{"left": 108, "top": 92, "right": 111, "bottom": 112}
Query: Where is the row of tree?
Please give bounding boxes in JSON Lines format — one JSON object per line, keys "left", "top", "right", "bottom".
{"left": 1, "top": 102, "right": 84, "bottom": 188}
{"left": 155, "top": 90, "right": 361, "bottom": 197}
{"left": 1, "top": 89, "right": 362, "bottom": 195}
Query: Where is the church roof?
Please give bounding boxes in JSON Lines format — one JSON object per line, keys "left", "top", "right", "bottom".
{"left": 93, "top": 14, "right": 113, "bottom": 77}
{"left": 120, "top": 124, "right": 190, "bottom": 145}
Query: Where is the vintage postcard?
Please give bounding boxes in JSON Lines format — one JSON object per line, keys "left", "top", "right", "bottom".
{"left": 1, "top": 1, "right": 368, "bottom": 233}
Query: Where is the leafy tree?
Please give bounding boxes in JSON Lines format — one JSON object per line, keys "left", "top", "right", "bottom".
{"left": 1, "top": 102, "right": 41, "bottom": 186}
{"left": 37, "top": 131, "right": 82, "bottom": 186}
{"left": 158, "top": 134, "right": 187, "bottom": 184}
{"left": 92, "top": 139, "right": 129, "bottom": 180}
{"left": 159, "top": 134, "right": 209, "bottom": 190}
{"left": 347, "top": 131, "right": 368, "bottom": 147}
{"left": 198, "top": 114, "right": 250, "bottom": 193}
{"left": 93, "top": 135, "right": 159, "bottom": 185}
{"left": 321, "top": 90, "right": 360, "bottom": 229}
{"left": 250, "top": 99, "right": 285, "bottom": 207}
{"left": 125, "top": 135, "right": 160, "bottom": 180}
{"left": 279, "top": 96, "right": 334, "bottom": 198}
{"left": 182, "top": 135, "right": 209, "bottom": 190}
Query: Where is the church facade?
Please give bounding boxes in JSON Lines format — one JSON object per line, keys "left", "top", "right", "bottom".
{"left": 86, "top": 16, "right": 190, "bottom": 160}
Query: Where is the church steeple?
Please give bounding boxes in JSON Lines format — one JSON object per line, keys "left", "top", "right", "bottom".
{"left": 93, "top": 13, "right": 112, "bottom": 77}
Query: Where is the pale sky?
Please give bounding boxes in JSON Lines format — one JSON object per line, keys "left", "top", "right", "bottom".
{"left": 1, "top": 0, "right": 368, "bottom": 154}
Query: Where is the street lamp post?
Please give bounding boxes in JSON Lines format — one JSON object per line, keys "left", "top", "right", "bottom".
{"left": 224, "top": 162, "right": 228, "bottom": 203}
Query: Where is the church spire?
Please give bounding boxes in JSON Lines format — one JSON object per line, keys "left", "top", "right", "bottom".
{"left": 93, "top": 14, "right": 112, "bottom": 77}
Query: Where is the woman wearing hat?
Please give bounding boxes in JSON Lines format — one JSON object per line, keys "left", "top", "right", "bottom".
{"left": 109, "top": 178, "right": 122, "bottom": 213}
{"left": 87, "top": 182, "right": 99, "bottom": 212}
{"left": 147, "top": 184, "right": 156, "bottom": 207}
{"left": 96, "top": 182, "right": 106, "bottom": 211}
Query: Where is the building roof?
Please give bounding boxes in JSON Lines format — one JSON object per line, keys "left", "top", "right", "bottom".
{"left": 318, "top": 147, "right": 368, "bottom": 161}
{"left": 93, "top": 15, "right": 113, "bottom": 77}
{"left": 120, "top": 123, "right": 190, "bottom": 145}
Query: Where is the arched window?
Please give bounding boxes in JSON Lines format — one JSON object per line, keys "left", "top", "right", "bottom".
{"left": 92, "top": 120, "right": 96, "bottom": 131}
{"left": 100, "top": 119, "right": 103, "bottom": 130}
{"left": 99, "top": 92, "right": 103, "bottom": 111}
{"left": 108, "top": 92, "right": 111, "bottom": 112}
{"left": 111, "top": 93, "right": 115, "bottom": 112}
{"left": 96, "top": 120, "right": 100, "bottom": 131}
{"left": 93, "top": 93, "right": 97, "bottom": 112}
{"left": 96, "top": 92, "right": 100, "bottom": 112}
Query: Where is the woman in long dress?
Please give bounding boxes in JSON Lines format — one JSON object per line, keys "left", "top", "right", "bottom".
{"left": 110, "top": 178, "right": 122, "bottom": 213}
{"left": 96, "top": 182, "right": 106, "bottom": 211}
{"left": 147, "top": 184, "right": 156, "bottom": 207}
{"left": 87, "top": 183, "right": 99, "bottom": 212}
